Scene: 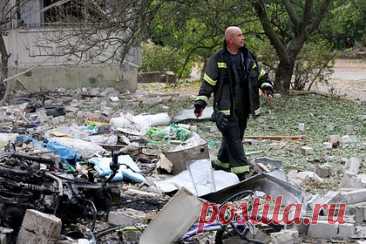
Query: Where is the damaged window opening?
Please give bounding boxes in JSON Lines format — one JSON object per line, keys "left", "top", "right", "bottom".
{"left": 42, "top": 0, "right": 84, "bottom": 25}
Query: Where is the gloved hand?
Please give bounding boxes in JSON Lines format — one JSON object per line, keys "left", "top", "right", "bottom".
{"left": 262, "top": 86, "right": 273, "bottom": 97}
{"left": 261, "top": 86, "right": 273, "bottom": 104}
{"left": 194, "top": 100, "right": 206, "bottom": 118}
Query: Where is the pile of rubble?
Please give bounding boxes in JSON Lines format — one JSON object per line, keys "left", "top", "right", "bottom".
{"left": 0, "top": 88, "right": 365, "bottom": 244}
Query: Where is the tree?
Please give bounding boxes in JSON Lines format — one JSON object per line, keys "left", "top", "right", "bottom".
{"left": 44, "top": 0, "right": 158, "bottom": 65}
{"left": 320, "top": 0, "right": 366, "bottom": 49}
{"left": 150, "top": 0, "right": 256, "bottom": 79}
{"left": 0, "top": 0, "right": 29, "bottom": 102}
{"left": 252, "top": 0, "right": 331, "bottom": 94}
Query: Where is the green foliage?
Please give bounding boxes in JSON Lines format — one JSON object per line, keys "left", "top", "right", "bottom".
{"left": 292, "top": 38, "right": 335, "bottom": 90}
{"left": 139, "top": 42, "right": 193, "bottom": 78}
{"left": 321, "top": 0, "right": 366, "bottom": 48}
{"left": 149, "top": 0, "right": 253, "bottom": 76}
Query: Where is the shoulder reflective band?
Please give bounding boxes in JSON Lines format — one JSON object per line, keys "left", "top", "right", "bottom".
{"left": 203, "top": 73, "right": 217, "bottom": 86}
{"left": 195, "top": 95, "right": 208, "bottom": 103}
{"left": 217, "top": 62, "right": 227, "bottom": 68}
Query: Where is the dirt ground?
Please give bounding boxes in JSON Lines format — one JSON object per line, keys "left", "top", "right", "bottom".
{"left": 311, "top": 59, "right": 366, "bottom": 102}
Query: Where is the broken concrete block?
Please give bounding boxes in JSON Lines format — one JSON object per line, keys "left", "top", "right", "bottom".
{"left": 329, "top": 135, "right": 340, "bottom": 148}
{"left": 323, "top": 142, "right": 333, "bottom": 150}
{"left": 338, "top": 223, "right": 355, "bottom": 239}
{"left": 341, "top": 189, "right": 366, "bottom": 204}
{"left": 341, "top": 169, "right": 366, "bottom": 189}
{"left": 108, "top": 208, "right": 146, "bottom": 226}
{"left": 315, "top": 164, "right": 332, "bottom": 178}
{"left": 288, "top": 170, "right": 323, "bottom": 186}
{"left": 345, "top": 157, "right": 361, "bottom": 174}
{"left": 139, "top": 188, "right": 204, "bottom": 244}
{"left": 307, "top": 221, "right": 338, "bottom": 239}
{"left": 109, "top": 96, "right": 119, "bottom": 102}
{"left": 354, "top": 225, "right": 366, "bottom": 239}
{"left": 16, "top": 209, "right": 62, "bottom": 244}
{"left": 301, "top": 146, "right": 313, "bottom": 155}
{"left": 157, "top": 153, "right": 173, "bottom": 173}
{"left": 347, "top": 203, "right": 366, "bottom": 223}
{"left": 270, "top": 229, "right": 300, "bottom": 244}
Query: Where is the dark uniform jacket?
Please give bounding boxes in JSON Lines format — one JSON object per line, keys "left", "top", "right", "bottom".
{"left": 196, "top": 42, "right": 273, "bottom": 117}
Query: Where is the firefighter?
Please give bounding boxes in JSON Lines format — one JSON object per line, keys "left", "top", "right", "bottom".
{"left": 194, "top": 26, "right": 273, "bottom": 180}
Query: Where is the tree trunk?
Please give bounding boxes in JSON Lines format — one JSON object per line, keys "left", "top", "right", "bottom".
{"left": 0, "top": 35, "right": 9, "bottom": 101}
{"left": 274, "top": 59, "right": 295, "bottom": 95}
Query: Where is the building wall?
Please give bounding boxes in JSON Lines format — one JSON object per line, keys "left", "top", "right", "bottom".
{"left": 4, "top": 28, "right": 140, "bottom": 92}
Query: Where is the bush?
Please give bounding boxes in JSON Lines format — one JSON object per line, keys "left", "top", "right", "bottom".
{"left": 292, "top": 39, "right": 335, "bottom": 91}
{"left": 139, "top": 42, "right": 193, "bottom": 78}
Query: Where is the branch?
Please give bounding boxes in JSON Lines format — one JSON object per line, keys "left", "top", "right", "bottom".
{"left": 309, "top": 0, "right": 331, "bottom": 33}
{"left": 282, "top": 0, "right": 300, "bottom": 27}
{"left": 252, "top": 0, "right": 289, "bottom": 63}
{"left": 302, "top": 0, "right": 313, "bottom": 27}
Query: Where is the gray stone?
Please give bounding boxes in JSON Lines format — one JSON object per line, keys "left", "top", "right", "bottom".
{"left": 347, "top": 203, "right": 366, "bottom": 223}
{"left": 270, "top": 229, "right": 299, "bottom": 244}
{"left": 329, "top": 135, "right": 341, "bottom": 148}
{"left": 341, "top": 170, "right": 366, "bottom": 189}
{"left": 323, "top": 142, "right": 333, "bottom": 150}
{"left": 301, "top": 146, "right": 313, "bottom": 155}
{"left": 16, "top": 209, "right": 62, "bottom": 244}
{"left": 139, "top": 189, "right": 204, "bottom": 244}
{"left": 338, "top": 223, "right": 355, "bottom": 239}
{"left": 341, "top": 189, "right": 366, "bottom": 204}
{"left": 288, "top": 170, "right": 323, "bottom": 186}
{"left": 345, "top": 157, "right": 361, "bottom": 174}
{"left": 307, "top": 220, "right": 338, "bottom": 239}
{"left": 108, "top": 208, "right": 146, "bottom": 226}
{"left": 315, "top": 164, "right": 332, "bottom": 178}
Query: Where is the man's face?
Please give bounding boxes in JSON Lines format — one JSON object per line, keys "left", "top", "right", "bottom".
{"left": 231, "top": 29, "right": 245, "bottom": 48}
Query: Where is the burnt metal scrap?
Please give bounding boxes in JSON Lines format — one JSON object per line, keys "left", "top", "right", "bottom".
{"left": 0, "top": 151, "right": 116, "bottom": 237}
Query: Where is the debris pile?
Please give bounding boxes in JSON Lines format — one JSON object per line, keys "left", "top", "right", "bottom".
{"left": 0, "top": 88, "right": 365, "bottom": 243}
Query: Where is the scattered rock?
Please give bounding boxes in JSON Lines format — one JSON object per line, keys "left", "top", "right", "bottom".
{"left": 157, "top": 153, "right": 173, "bottom": 173}
{"left": 109, "top": 96, "right": 120, "bottom": 102}
{"left": 315, "top": 164, "right": 332, "bottom": 178}
{"left": 329, "top": 135, "right": 340, "bottom": 148}
{"left": 308, "top": 220, "right": 338, "bottom": 239}
{"left": 17, "top": 209, "right": 62, "bottom": 244}
{"left": 270, "top": 229, "right": 300, "bottom": 244}
{"left": 301, "top": 146, "right": 313, "bottom": 155}
{"left": 345, "top": 157, "right": 361, "bottom": 174}
{"left": 288, "top": 170, "right": 323, "bottom": 186}
{"left": 323, "top": 142, "right": 333, "bottom": 150}
{"left": 108, "top": 208, "right": 146, "bottom": 226}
